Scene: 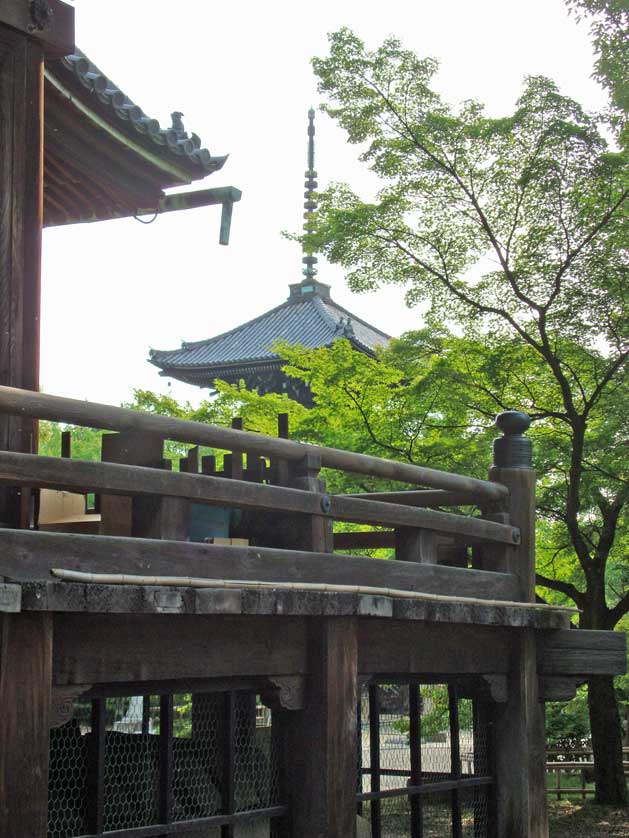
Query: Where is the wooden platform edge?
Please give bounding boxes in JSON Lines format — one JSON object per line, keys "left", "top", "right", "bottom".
{"left": 17, "top": 580, "right": 574, "bottom": 629}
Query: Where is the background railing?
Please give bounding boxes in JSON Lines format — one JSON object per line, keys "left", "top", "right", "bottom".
{"left": 546, "top": 748, "right": 629, "bottom": 799}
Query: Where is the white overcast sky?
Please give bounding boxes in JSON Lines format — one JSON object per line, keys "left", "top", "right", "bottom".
{"left": 40, "top": 0, "right": 606, "bottom": 406}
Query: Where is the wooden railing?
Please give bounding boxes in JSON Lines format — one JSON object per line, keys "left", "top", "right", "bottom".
{"left": 0, "top": 385, "right": 566, "bottom": 619}
{"left": 546, "top": 748, "right": 629, "bottom": 799}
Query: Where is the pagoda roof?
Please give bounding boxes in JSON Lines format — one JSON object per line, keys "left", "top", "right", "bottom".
{"left": 149, "top": 281, "right": 390, "bottom": 380}
{"left": 43, "top": 48, "right": 229, "bottom": 226}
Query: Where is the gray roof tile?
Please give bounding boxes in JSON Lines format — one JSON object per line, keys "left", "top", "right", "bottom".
{"left": 149, "top": 289, "right": 390, "bottom": 373}
{"left": 52, "top": 49, "right": 227, "bottom": 175}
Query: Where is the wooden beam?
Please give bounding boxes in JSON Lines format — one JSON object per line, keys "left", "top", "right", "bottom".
{"left": 52, "top": 613, "right": 308, "bottom": 685}
{"left": 538, "top": 629, "right": 627, "bottom": 677}
{"left": 0, "top": 385, "right": 509, "bottom": 500}
{"left": 16, "top": 579, "right": 571, "bottom": 629}
{"left": 342, "top": 489, "right": 479, "bottom": 507}
{"left": 0, "top": 451, "right": 519, "bottom": 544}
{"left": 0, "top": 0, "right": 74, "bottom": 56}
{"left": 359, "top": 621, "right": 511, "bottom": 676}
{"left": 333, "top": 530, "right": 396, "bottom": 550}
{"left": 0, "top": 612, "right": 53, "bottom": 835}
{"left": 0, "top": 529, "right": 522, "bottom": 603}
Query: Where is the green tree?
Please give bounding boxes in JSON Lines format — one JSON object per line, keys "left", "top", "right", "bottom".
{"left": 567, "top": 0, "right": 629, "bottom": 145}
{"left": 308, "top": 29, "right": 628, "bottom": 803}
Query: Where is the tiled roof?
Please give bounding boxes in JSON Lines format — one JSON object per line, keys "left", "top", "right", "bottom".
{"left": 149, "top": 286, "right": 390, "bottom": 374}
{"left": 51, "top": 48, "right": 227, "bottom": 175}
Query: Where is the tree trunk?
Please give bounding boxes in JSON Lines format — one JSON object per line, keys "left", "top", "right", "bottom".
{"left": 588, "top": 675, "right": 628, "bottom": 805}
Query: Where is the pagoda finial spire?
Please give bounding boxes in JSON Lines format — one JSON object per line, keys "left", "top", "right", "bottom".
{"left": 302, "top": 107, "right": 318, "bottom": 285}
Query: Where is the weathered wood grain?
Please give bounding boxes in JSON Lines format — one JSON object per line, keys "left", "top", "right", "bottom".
{"left": 0, "top": 528, "right": 521, "bottom": 602}
{"left": 0, "top": 451, "right": 519, "bottom": 544}
{"left": 0, "top": 385, "right": 508, "bottom": 500}
{"left": 100, "top": 431, "right": 165, "bottom": 537}
{"left": 538, "top": 629, "right": 627, "bottom": 676}
{"left": 359, "top": 621, "right": 511, "bottom": 675}
{"left": 52, "top": 613, "right": 308, "bottom": 685}
{"left": 0, "top": 612, "right": 52, "bottom": 835}
{"left": 281, "top": 618, "right": 358, "bottom": 837}
{"left": 0, "top": 27, "right": 44, "bottom": 527}
{"left": 16, "top": 580, "right": 572, "bottom": 628}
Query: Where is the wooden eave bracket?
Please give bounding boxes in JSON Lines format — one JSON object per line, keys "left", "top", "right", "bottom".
{"left": 260, "top": 675, "right": 305, "bottom": 711}
{"left": 50, "top": 684, "right": 91, "bottom": 728}
{"left": 137, "top": 186, "right": 243, "bottom": 246}
{"left": 1, "top": 0, "right": 75, "bottom": 56}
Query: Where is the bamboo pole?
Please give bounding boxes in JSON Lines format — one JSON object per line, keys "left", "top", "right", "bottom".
{"left": 49, "top": 568, "right": 578, "bottom": 613}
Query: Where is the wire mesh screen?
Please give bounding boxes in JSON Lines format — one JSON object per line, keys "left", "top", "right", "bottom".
{"left": 358, "top": 682, "right": 494, "bottom": 838}
{"left": 48, "top": 691, "right": 285, "bottom": 837}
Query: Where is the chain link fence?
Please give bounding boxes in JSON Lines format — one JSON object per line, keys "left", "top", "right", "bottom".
{"left": 48, "top": 691, "right": 285, "bottom": 837}
{"left": 357, "top": 682, "right": 494, "bottom": 838}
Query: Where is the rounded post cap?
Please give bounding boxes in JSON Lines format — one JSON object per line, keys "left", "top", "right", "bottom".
{"left": 493, "top": 411, "right": 533, "bottom": 469}
{"left": 496, "top": 410, "right": 531, "bottom": 436}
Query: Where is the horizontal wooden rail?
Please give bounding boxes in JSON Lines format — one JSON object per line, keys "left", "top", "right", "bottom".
{"left": 0, "top": 385, "right": 508, "bottom": 501}
{"left": 0, "top": 452, "right": 519, "bottom": 544}
{"left": 0, "top": 529, "right": 522, "bottom": 602}
{"left": 342, "top": 490, "right": 479, "bottom": 508}
{"left": 334, "top": 531, "right": 396, "bottom": 550}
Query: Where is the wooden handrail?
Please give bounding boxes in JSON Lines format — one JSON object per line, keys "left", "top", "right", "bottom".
{"left": 0, "top": 451, "right": 519, "bottom": 545}
{"left": 0, "top": 385, "right": 508, "bottom": 502}
{"left": 341, "top": 490, "right": 480, "bottom": 508}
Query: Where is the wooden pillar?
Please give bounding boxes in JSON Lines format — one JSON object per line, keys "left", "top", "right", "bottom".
{"left": 99, "top": 431, "right": 166, "bottom": 536}
{"left": 488, "top": 412, "right": 548, "bottom": 838}
{"left": 276, "top": 429, "right": 357, "bottom": 835}
{"left": 0, "top": 612, "right": 53, "bottom": 836}
{"left": 282, "top": 617, "right": 358, "bottom": 838}
{"left": 0, "top": 2, "right": 74, "bottom": 527}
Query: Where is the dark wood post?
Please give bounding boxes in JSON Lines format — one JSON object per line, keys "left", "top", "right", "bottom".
{"left": 282, "top": 617, "right": 358, "bottom": 838}
{"left": 0, "top": 612, "right": 53, "bottom": 836}
{"left": 277, "top": 435, "right": 357, "bottom": 836}
{"left": 0, "top": 2, "right": 74, "bottom": 527}
{"left": 489, "top": 412, "right": 548, "bottom": 838}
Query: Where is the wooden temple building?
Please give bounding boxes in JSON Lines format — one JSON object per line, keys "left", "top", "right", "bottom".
{"left": 0, "top": 4, "right": 626, "bottom": 838}
{"left": 149, "top": 110, "right": 390, "bottom": 405}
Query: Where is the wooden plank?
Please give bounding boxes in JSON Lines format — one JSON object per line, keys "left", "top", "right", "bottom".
{"left": 0, "top": 451, "right": 519, "bottom": 544}
{"left": 282, "top": 618, "right": 358, "bottom": 837}
{"left": 359, "top": 621, "right": 511, "bottom": 676}
{"left": 0, "top": 529, "right": 521, "bottom": 602}
{"left": 0, "top": 0, "right": 74, "bottom": 55}
{"left": 538, "top": 629, "right": 627, "bottom": 676}
{"left": 18, "top": 580, "right": 572, "bottom": 629}
{"left": 52, "top": 613, "right": 308, "bottom": 685}
{"left": 0, "top": 385, "right": 509, "bottom": 500}
{"left": 0, "top": 612, "right": 52, "bottom": 835}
